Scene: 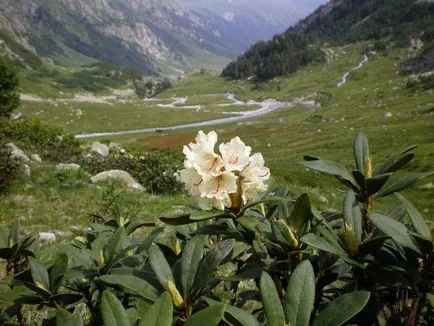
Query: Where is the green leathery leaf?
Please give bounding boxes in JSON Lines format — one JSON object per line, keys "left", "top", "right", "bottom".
{"left": 185, "top": 304, "right": 225, "bottom": 326}
{"left": 365, "top": 174, "right": 391, "bottom": 196}
{"left": 205, "top": 297, "right": 260, "bottom": 326}
{"left": 56, "top": 308, "right": 84, "bottom": 326}
{"left": 353, "top": 132, "right": 370, "bottom": 174}
{"left": 260, "top": 272, "right": 285, "bottom": 326}
{"left": 98, "top": 275, "right": 159, "bottom": 301}
{"left": 139, "top": 292, "right": 173, "bottom": 326}
{"left": 101, "top": 290, "right": 131, "bottom": 326}
{"left": 376, "top": 172, "right": 433, "bottom": 198}
{"left": 284, "top": 260, "right": 315, "bottom": 326}
{"left": 148, "top": 244, "right": 174, "bottom": 289}
{"left": 159, "top": 214, "right": 197, "bottom": 225}
{"left": 312, "top": 291, "right": 370, "bottom": 326}
{"left": 368, "top": 212, "right": 421, "bottom": 254}
{"left": 395, "top": 193, "right": 431, "bottom": 240}
{"left": 49, "top": 253, "right": 68, "bottom": 292}
{"left": 103, "top": 227, "right": 125, "bottom": 265}
{"left": 288, "top": 193, "right": 314, "bottom": 232}
{"left": 298, "top": 158, "right": 358, "bottom": 189}
{"left": 181, "top": 235, "right": 206, "bottom": 298}
{"left": 192, "top": 239, "right": 235, "bottom": 293}
{"left": 28, "top": 257, "right": 50, "bottom": 293}
{"left": 343, "top": 191, "right": 362, "bottom": 245}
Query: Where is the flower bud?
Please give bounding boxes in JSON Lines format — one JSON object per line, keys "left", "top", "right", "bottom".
{"left": 344, "top": 224, "right": 358, "bottom": 256}
{"left": 98, "top": 250, "right": 105, "bottom": 266}
{"left": 278, "top": 220, "right": 299, "bottom": 249}
{"left": 166, "top": 280, "right": 185, "bottom": 308}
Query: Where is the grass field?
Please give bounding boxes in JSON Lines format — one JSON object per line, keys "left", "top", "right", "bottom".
{"left": 2, "top": 42, "right": 433, "bottom": 238}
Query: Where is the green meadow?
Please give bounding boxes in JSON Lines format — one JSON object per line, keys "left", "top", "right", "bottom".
{"left": 2, "top": 43, "right": 433, "bottom": 236}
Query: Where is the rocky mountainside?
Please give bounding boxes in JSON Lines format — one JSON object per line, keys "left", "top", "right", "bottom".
{"left": 184, "top": 0, "right": 327, "bottom": 47}
{"left": 0, "top": 0, "right": 327, "bottom": 75}
{"left": 0, "top": 0, "right": 235, "bottom": 74}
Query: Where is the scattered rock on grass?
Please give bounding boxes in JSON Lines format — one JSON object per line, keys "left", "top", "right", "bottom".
{"left": 91, "top": 142, "right": 109, "bottom": 157}
{"left": 31, "top": 154, "right": 42, "bottom": 163}
{"left": 91, "top": 170, "right": 145, "bottom": 192}
{"left": 39, "top": 232, "right": 56, "bottom": 243}
{"left": 6, "top": 143, "right": 30, "bottom": 162}
{"left": 56, "top": 163, "right": 81, "bottom": 171}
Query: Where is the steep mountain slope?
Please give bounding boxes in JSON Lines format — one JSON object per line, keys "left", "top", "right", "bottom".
{"left": 0, "top": 0, "right": 242, "bottom": 74}
{"left": 184, "top": 0, "right": 327, "bottom": 47}
{"left": 290, "top": 0, "right": 434, "bottom": 43}
{"left": 223, "top": 0, "right": 434, "bottom": 80}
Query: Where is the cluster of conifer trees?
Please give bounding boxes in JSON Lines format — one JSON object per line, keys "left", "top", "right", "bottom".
{"left": 221, "top": 33, "right": 325, "bottom": 81}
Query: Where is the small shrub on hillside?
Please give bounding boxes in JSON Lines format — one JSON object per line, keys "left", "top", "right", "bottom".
{"left": 78, "top": 149, "right": 183, "bottom": 194}
{"left": 0, "top": 117, "right": 82, "bottom": 163}
{"left": 0, "top": 59, "right": 20, "bottom": 117}
{"left": 0, "top": 143, "right": 21, "bottom": 191}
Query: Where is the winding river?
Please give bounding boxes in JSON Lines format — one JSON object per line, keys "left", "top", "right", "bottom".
{"left": 75, "top": 94, "right": 302, "bottom": 139}
{"left": 337, "top": 54, "right": 369, "bottom": 87}
{"left": 75, "top": 56, "right": 368, "bottom": 139}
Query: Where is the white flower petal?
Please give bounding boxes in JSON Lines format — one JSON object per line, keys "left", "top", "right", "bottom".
{"left": 199, "top": 172, "right": 238, "bottom": 200}
{"left": 219, "top": 137, "right": 251, "bottom": 172}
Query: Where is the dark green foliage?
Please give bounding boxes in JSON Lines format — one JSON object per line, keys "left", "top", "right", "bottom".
{"left": 78, "top": 149, "right": 183, "bottom": 194}
{"left": 0, "top": 117, "right": 82, "bottom": 163}
{"left": 0, "top": 59, "right": 20, "bottom": 117}
{"left": 0, "top": 142, "right": 21, "bottom": 191}
{"left": 53, "top": 63, "right": 143, "bottom": 93}
{"left": 0, "top": 30, "right": 44, "bottom": 70}
{"left": 222, "top": 32, "right": 325, "bottom": 81}
{"left": 291, "top": 0, "right": 434, "bottom": 45}
{"left": 1, "top": 133, "right": 432, "bottom": 325}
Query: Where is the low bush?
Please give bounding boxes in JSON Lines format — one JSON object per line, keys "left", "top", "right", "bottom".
{"left": 78, "top": 149, "right": 183, "bottom": 194}
{"left": 0, "top": 117, "right": 82, "bottom": 163}
{"left": 0, "top": 142, "right": 21, "bottom": 191}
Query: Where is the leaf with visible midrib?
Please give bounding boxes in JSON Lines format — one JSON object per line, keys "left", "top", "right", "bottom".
{"left": 395, "top": 193, "right": 431, "bottom": 240}
{"left": 284, "top": 260, "right": 315, "bottom": 326}
{"left": 260, "top": 272, "right": 285, "bottom": 326}
{"left": 353, "top": 132, "right": 369, "bottom": 174}
{"left": 139, "top": 292, "right": 173, "bottom": 326}
{"left": 368, "top": 212, "right": 421, "bottom": 254}
{"left": 184, "top": 304, "right": 225, "bottom": 326}
{"left": 181, "top": 235, "right": 206, "bottom": 298}
{"left": 312, "top": 291, "right": 370, "bottom": 326}
{"left": 148, "top": 244, "right": 174, "bottom": 289}
{"left": 100, "top": 290, "right": 131, "bottom": 326}
{"left": 56, "top": 308, "right": 84, "bottom": 326}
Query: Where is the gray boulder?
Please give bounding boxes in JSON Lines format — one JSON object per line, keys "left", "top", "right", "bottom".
{"left": 6, "top": 143, "right": 30, "bottom": 162}
{"left": 31, "top": 154, "right": 42, "bottom": 163}
{"left": 91, "top": 142, "right": 109, "bottom": 157}
{"left": 91, "top": 170, "right": 144, "bottom": 192}
{"left": 56, "top": 163, "right": 81, "bottom": 171}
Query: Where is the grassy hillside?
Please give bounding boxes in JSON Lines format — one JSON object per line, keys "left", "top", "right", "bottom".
{"left": 6, "top": 42, "right": 432, "bottom": 236}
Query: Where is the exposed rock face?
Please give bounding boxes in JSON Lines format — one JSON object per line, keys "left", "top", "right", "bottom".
{"left": 91, "top": 170, "right": 144, "bottom": 192}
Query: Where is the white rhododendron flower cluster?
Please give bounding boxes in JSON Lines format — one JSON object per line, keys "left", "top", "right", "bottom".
{"left": 178, "top": 131, "right": 270, "bottom": 211}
